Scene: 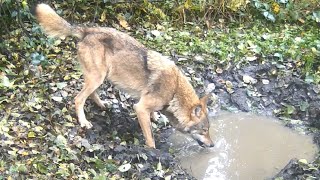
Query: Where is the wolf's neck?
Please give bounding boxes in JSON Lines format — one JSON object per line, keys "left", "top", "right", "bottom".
{"left": 167, "top": 70, "right": 199, "bottom": 124}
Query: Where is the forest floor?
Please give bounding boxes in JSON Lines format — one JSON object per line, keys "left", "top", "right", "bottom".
{"left": 1, "top": 16, "right": 320, "bottom": 179}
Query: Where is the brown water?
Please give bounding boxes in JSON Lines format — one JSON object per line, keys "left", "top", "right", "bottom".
{"left": 169, "top": 111, "right": 318, "bottom": 180}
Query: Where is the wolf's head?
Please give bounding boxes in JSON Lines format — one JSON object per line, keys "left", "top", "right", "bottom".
{"left": 161, "top": 94, "right": 214, "bottom": 147}
{"left": 183, "top": 95, "right": 214, "bottom": 147}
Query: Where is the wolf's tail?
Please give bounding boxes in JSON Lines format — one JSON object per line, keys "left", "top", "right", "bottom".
{"left": 35, "top": 4, "right": 84, "bottom": 39}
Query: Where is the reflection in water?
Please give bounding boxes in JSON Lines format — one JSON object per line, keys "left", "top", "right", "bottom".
{"left": 169, "top": 111, "right": 318, "bottom": 180}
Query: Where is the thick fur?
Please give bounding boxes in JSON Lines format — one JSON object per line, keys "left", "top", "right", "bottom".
{"left": 35, "top": 4, "right": 214, "bottom": 148}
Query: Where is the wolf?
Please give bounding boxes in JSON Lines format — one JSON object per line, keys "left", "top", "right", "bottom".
{"left": 35, "top": 4, "right": 214, "bottom": 148}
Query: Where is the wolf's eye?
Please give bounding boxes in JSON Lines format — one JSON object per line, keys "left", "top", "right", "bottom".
{"left": 201, "top": 129, "right": 208, "bottom": 134}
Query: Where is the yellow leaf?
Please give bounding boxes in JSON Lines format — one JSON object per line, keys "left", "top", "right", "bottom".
{"left": 22, "top": 0, "right": 28, "bottom": 9}
{"left": 28, "top": 131, "right": 36, "bottom": 138}
{"left": 117, "top": 15, "right": 130, "bottom": 30}
{"left": 228, "top": 0, "right": 249, "bottom": 11}
{"left": 100, "top": 10, "right": 107, "bottom": 22}
{"left": 272, "top": 2, "right": 280, "bottom": 14}
{"left": 18, "top": 150, "right": 29, "bottom": 156}
{"left": 119, "top": 19, "right": 129, "bottom": 29}
{"left": 184, "top": 0, "right": 192, "bottom": 9}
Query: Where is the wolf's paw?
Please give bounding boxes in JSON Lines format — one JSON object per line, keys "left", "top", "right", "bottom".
{"left": 80, "top": 120, "right": 93, "bottom": 129}
{"left": 95, "top": 100, "right": 110, "bottom": 110}
{"left": 98, "top": 100, "right": 109, "bottom": 110}
{"left": 146, "top": 140, "right": 156, "bottom": 149}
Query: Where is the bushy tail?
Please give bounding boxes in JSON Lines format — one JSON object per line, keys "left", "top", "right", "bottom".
{"left": 35, "top": 4, "right": 83, "bottom": 39}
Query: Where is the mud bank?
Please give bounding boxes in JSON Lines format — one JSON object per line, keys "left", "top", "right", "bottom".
{"left": 187, "top": 61, "right": 320, "bottom": 127}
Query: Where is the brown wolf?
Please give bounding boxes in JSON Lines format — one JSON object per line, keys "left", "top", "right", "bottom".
{"left": 35, "top": 4, "right": 214, "bottom": 148}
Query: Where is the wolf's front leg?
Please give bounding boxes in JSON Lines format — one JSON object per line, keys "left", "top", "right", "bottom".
{"left": 134, "top": 103, "right": 155, "bottom": 148}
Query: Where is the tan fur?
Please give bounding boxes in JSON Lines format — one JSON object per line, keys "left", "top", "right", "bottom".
{"left": 35, "top": 4, "right": 214, "bottom": 148}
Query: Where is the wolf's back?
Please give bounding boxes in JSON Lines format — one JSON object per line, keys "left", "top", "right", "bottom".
{"left": 35, "top": 4, "right": 83, "bottom": 39}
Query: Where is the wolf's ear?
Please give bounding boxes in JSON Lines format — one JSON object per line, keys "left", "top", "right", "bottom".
{"left": 192, "top": 105, "right": 202, "bottom": 117}
{"left": 200, "top": 94, "right": 210, "bottom": 104}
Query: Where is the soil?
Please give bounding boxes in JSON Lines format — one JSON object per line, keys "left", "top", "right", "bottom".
{"left": 79, "top": 58, "right": 320, "bottom": 179}
{"left": 76, "top": 86, "right": 196, "bottom": 179}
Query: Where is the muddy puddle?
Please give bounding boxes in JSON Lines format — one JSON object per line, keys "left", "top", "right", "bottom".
{"left": 169, "top": 111, "right": 318, "bottom": 180}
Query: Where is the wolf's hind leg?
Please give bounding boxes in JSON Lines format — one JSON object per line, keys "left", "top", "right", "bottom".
{"left": 76, "top": 40, "right": 107, "bottom": 128}
{"left": 75, "top": 71, "right": 105, "bottom": 129}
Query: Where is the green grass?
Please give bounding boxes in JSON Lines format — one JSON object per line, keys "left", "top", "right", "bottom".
{"left": 137, "top": 22, "right": 320, "bottom": 83}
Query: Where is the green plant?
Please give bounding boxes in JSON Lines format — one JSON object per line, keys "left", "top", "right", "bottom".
{"left": 249, "top": 0, "right": 320, "bottom": 24}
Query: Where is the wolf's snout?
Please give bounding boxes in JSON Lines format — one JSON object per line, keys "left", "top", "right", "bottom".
{"left": 203, "top": 139, "right": 215, "bottom": 147}
{"left": 191, "top": 132, "right": 214, "bottom": 148}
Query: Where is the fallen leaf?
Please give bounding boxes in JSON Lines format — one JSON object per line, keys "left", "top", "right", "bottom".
{"left": 55, "top": 135, "right": 67, "bottom": 147}
{"left": 51, "top": 96, "right": 63, "bottom": 102}
{"left": 18, "top": 164, "right": 28, "bottom": 173}
{"left": 246, "top": 56, "right": 257, "bottom": 61}
{"left": 34, "top": 126, "right": 43, "bottom": 132}
{"left": 262, "top": 79, "right": 270, "bottom": 84}
{"left": 225, "top": 81, "right": 233, "bottom": 88}
{"left": 28, "top": 131, "right": 36, "bottom": 138}
{"left": 151, "top": 30, "right": 161, "bottom": 37}
{"left": 118, "top": 163, "right": 131, "bottom": 172}
{"left": 298, "top": 159, "right": 308, "bottom": 164}
{"left": 56, "top": 82, "right": 67, "bottom": 89}
{"left": 194, "top": 55, "right": 204, "bottom": 61}
{"left": 100, "top": 10, "right": 107, "bottom": 22}
{"left": 216, "top": 68, "right": 223, "bottom": 74}
{"left": 243, "top": 75, "right": 257, "bottom": 84}
{"left": 117, "top": 15, "right": 130, "bottom": 30}
{"left": 157, "top": 161, "right": 162, "bottom": 171}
